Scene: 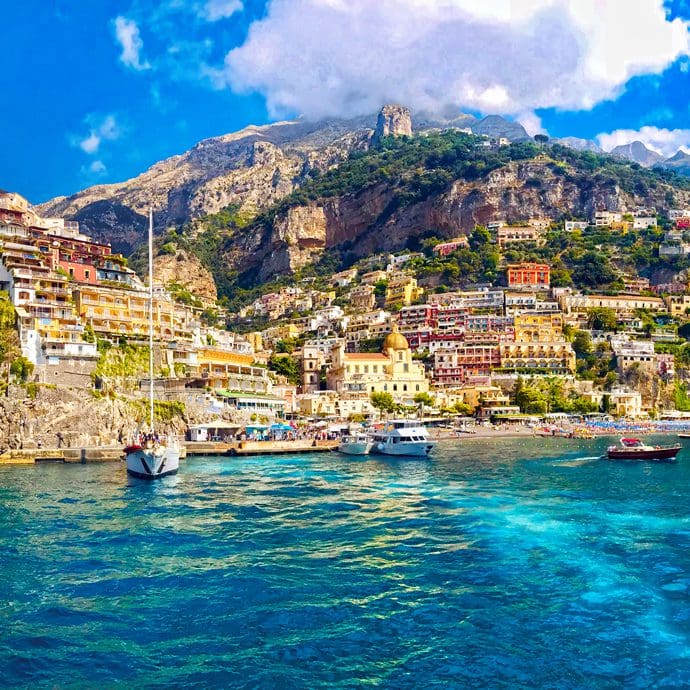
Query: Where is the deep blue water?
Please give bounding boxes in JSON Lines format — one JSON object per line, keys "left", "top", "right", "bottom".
{"left": 2, "top": 436, "right": 690, "bottom": 688}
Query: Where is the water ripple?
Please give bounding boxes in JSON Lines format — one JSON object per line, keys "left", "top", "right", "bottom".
{"left": 2, "top": 437, "right": 690, "bottom": 687}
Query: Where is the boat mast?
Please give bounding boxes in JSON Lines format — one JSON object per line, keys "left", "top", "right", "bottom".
{"left": 148, "top": 209, "right": 154, "bottom": 433}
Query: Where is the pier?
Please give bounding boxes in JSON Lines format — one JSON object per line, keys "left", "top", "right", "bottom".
{"left": 0, "top": 439, "right": 338, "bottom": 464}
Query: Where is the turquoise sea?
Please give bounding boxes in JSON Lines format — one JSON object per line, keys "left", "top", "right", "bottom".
{"left": 2, "top": 436, "right": 690, "bottom": 688}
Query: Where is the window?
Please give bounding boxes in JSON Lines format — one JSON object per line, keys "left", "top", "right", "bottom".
{"left": 84, "top": 270, "right": 90, "bottom": 279}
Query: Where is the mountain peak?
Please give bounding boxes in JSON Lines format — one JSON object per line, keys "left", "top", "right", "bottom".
{"left": 610, "top": 140, "right": 663, "bottom": 167}
{"left": 373, "top": 104, "right": 413, "bottom": 142}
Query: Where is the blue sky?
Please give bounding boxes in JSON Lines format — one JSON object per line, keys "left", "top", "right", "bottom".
{"left": 3, "top": 0, "right": 690, "bottom": 204}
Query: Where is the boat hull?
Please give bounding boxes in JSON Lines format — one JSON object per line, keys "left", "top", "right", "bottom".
{"left": 338, "top": 441, "right": 374, "bottom": 456}
{"left": 607, "top": 447, "right": 680, "bottom": 461}
{"left": 125, "top": 447, "right": 180, "bottom": 479}
{"left": 373, "top": 442, "right": 434, "bottom": 457}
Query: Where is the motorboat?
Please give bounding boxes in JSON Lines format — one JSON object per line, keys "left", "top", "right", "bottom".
{"left": 606, "top": 437, "right": 681, "bottom": 462}
{"left": 124, "top": 210, "right": 180, "bottom": 479}
{"left": 338, "top": 433, "right": 375, "bottom": 456}
{"left": 370, "top": 419, "right": 434, "bottom": 457}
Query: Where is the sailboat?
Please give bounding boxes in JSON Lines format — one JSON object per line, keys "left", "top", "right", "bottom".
{"left": 123, "top": 210, "right": 180, "bottom": 479}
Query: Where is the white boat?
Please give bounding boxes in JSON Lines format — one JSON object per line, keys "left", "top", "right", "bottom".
{"left": 370, "top": 419, "right": 435, "bottom": 457}
{"left": 338, "top": 433, "right": 375, "bottom": 456}
{"left": 124, "top": 210, "right": 180, "bottom": 480}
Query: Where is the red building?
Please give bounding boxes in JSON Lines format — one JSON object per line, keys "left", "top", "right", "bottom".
{"left": 506, "top": 263, "right": 550, "bottom": 289}
{"left": 433, "top": 345, "right": 501, "bottom": 386}
{"left": 433, "top": 237, "right": 469, "bottom": 256}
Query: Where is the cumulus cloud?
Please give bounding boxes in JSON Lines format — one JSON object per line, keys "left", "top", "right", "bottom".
{"left": 73, "top": 115, "right": 122, "bottom": 155}
{"left": 218, "top": 0, "right": 690, "bottom": 119}
{"left": 597, "top": 126, "right": 690, "bottom": 157}
{"left": 202, "top": 0, "right": 242, "bottom": 21}
{"left": 517, "top": 112, "right": 547, "bottom": 137}
{"left": 114, "top": 16, "right": 151, "bottom": 71}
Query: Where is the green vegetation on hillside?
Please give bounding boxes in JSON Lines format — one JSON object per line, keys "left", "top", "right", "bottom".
{"left": 154, "top": 130, "right": 690, "bottom": 310}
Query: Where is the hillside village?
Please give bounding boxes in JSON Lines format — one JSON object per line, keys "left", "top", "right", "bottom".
{"left": 6, "top": 179, "right": 690, "bottom": 441}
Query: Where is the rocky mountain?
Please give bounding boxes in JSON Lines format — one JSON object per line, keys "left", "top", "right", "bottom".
{"left": 36, "top": 106, "right": 529, "bottom": 253}
{"left": 661, "top": 150, "right": 690, "bottom": 176}
{"left": 610, "top": 141, "right": 664, "bottom": 167}
{"left": 227, "top": 149, "right": 690, "bottom": 285}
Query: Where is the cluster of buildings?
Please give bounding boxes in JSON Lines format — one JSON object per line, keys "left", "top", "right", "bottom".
{"left": 0, "top": 191, "right": 285, "bottom": 411}
{"left": 6, "top": 187, "right": 690, "bottom": 421}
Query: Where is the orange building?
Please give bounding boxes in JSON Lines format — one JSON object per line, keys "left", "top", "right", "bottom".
{"left": 506, "top": 262, "right": 550, "bottom": 289}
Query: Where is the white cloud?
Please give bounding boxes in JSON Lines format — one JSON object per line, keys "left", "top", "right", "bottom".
{"left": 218, "top": 0, "right": 690, "bottom": 119}
{"left": 73, "top": 114, "right": 122, "bottom": 156}
{"left": 596, "top": 126, "right": 690, "bottom": 157}
{"left": 79, "top": 132, "right": 101, "bottom": 154}
{"left": 202, "top": 0, "right": 242, "bottom": 21}
{"left": 114, "top": 16, "right": 151, "bottom": 71}
{"left": 517, "top": 112, "right": 547, "bottom": 137}
{"left": 89, "top": 160, "right": 107, "bottom": 175}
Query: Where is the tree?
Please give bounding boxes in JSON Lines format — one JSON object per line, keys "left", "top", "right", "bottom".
{"left": 413, "top": 392, "right": 435, "bottom": 407}
{"left": 414, "top": 392, "right": 435, "bottom": 416}
{"left": 452, "top": 401, "right": 473, "bottom": 416}
{"left": 10, "top": 356, "right": 34, "bottom": 383}
{"left": 587, "top": 307, "right": 618, "bottom": 332}
{"left": 572, "top": 330, "right": 592, "bottom": 355}
{"left": 370, "top": 391, "right": 396, "bottom": 415}
{"left": 534, "top": 134, "right": 549, "bottom": 145}
{"left": 275, "top": 338, "right": 296, "bottom": 354}
{"left": 268, "top": 354, "right": 300, "bottom": 385}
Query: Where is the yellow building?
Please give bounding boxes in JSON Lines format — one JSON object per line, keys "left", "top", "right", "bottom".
{"left": 73, "top": 284, "right": 195, "bottom": 341}
{"left": 514, "top": 312, "right": 565, "bottom": 341}
{"left": 196, "top": 346, "right": 272, "bottom": 393}
{"left": 349, "top": 284, "right": 376, "bottom": 311}
{"left": 384, "top": 274, "right": 424, "bottom": 307}
{"left": 327, "top": 326, "right": 429, "bottom": 402}
{"left": 665, "top": 295, "right": 690, "bottom": 318}
{"left": 501, "top": 311, "right": 575, "bottom": 373}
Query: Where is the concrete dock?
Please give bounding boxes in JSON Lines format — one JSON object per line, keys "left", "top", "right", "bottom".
{"left": 0, "top": 439, "right": 337, "bottom": 464}
{"left": 186, "top": 439, "right": 339, "bottom": 456}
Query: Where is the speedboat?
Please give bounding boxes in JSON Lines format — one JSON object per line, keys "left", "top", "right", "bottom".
{"left": 606, "top": 437, "right": 681, "bottom": 462}
{"left": 338, "top": 433, "right": 374, "bottom": 456}
{"left": 370, "top": 419, "right": 434, "bottom": 457}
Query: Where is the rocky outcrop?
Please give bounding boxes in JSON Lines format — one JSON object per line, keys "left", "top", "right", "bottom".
{"left": 155, "top": 249, "right": 217, "bottom": 301}
{"left": 373, "top": 105, "right": 413, "bottom": 142}
{"left": 232, "top": 157, "right": 690, "bottom": 283}
{"left": 37, "top": 105, "right": 532, "bottom": 254}
{"left": 36, "top": 116, "right": 378, "bottom": 253}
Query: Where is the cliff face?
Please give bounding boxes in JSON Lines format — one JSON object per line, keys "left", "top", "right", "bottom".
{"left": 36, "top": 117, "right": 377, "bottom": 252}
{"left": 234, "top": 157, "right": 690, "bottom": 283}
{"left": 154, "top": 250, "right": 217, "bottom": 301}
{"left": 373, "top": 105, "right": 412, "bottom": 142}
{"left": 36, "top": 106, "right": 527, "bottom": 254}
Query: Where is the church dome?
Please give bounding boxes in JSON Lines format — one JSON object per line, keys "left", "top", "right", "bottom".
{"left": 383, "top": 325, "right": 409, "bottom": 351}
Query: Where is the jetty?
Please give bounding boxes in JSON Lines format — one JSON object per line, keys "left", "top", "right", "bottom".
{"left": 0, "top": 439, "right": 339, "bottom": 464}
{"left": 186, "top": 439, "right": 339, "bottom": 456}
